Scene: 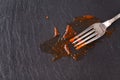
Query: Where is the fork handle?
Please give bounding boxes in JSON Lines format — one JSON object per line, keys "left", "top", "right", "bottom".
{"left": 103, "top": 13, "right": 120, "bottom": 28}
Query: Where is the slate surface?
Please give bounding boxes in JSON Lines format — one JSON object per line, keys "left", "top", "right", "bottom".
{"left": 0, "top": 0, "right": 120, "bottom": 80}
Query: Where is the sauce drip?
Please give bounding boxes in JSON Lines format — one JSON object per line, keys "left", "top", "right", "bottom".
{"left": 40, "top": 15, "right": 113, "bottom": 61}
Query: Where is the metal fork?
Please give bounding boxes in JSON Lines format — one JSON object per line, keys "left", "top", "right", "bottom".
{"left": 70, "top": 13, "right": 120, "bottom": 50}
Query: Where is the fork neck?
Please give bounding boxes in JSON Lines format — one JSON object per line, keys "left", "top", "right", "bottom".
{"left": 103, "top": 13, "right": 120, "bottom": 28}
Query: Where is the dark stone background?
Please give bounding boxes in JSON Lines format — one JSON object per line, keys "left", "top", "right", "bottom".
{"left": 0, "top": 0, "right": 120, "bottom": 80}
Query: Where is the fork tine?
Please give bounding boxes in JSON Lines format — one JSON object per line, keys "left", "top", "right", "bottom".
{"left": 70, "top": 27, "right": 93, "bottom": 42}
{"left": 75, "top": 36, "right": 98, "bottom": 50}
{"left": 74, "top": 32, "right": 97, "bottom": 47}
{"left": 73, "top": 29, "right": 95, "bottom": 44}
{"left": 84, "top": 36, "right": 98, "bottom": 45}
{"left": 75, "top": 43, "right": 86, "bottom": 50}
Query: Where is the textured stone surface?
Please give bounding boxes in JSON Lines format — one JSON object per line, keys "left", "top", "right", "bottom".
{"left": 0, "top": 0, "right": 120, "bottom": 80}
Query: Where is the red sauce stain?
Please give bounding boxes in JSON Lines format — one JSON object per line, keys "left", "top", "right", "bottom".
{"left": 40, "top": 15, "right": 114, "bottom": 61}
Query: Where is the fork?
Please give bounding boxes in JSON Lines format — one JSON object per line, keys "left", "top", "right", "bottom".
{"left": 70, "top": 13, "right": 120, "bottom": 50}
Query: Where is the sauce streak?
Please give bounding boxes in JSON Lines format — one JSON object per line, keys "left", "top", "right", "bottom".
{"left": 40, "top": 15, "right": 113, "bottom": 61}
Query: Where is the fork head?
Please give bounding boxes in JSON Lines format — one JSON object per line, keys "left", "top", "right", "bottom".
{"left": 70, "top": 23, "right": 107, "bottom": 50}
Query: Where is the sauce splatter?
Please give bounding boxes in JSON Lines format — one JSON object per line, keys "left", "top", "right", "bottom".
{"left": 45, "top": 16, "right": 49, "bottom": 20}
{"left": 40, "top": 15, "right": 114, "bottom": 61}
